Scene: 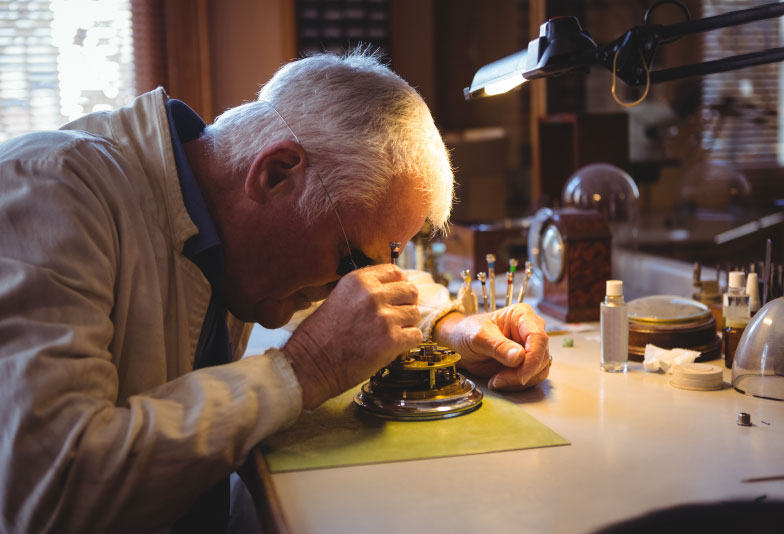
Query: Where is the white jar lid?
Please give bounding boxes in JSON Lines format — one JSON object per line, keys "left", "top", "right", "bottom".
{"left": 670, "top": 363, "right": 724, "bottom": 391}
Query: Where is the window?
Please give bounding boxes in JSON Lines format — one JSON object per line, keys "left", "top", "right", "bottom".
{"left": 701, "top": 0, "right": 782, "bottom": 167}
{"left": 0, "top": 0, "right": 135, "bottom": 142}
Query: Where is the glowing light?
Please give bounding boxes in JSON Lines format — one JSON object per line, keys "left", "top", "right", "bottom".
{"left": 484, "top": 75, "right": 527, "bottom": 96}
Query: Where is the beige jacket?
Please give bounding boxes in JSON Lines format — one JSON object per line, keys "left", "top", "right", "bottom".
{"left": 0, "top": 89, "right": 302, "bottom": 533}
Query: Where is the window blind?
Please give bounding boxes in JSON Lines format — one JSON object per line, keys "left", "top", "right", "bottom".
{"left": 0, "top": 0, "right": 136, "bottom": 142}
{"left": 701, "top": 0, "right": 783, "bottom": 167}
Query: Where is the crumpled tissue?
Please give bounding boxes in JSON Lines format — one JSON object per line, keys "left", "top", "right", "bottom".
{"left": 642, "top": 344, "right": 701, "bottom": 373}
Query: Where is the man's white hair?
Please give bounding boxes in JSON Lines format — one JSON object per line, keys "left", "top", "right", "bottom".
{"left": 205, "top": 48, "right": 453, "bottom": 231}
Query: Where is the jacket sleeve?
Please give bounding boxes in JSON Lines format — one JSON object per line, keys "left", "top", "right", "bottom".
{"left": 0, "top": 136, "right": 302, "bottom": 533}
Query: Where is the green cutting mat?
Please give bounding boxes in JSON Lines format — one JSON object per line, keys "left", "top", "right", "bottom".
{"left": 261, "top": 383, "right": 569, "bottom": 472}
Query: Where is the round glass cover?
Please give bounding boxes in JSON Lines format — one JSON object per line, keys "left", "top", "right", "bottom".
{"left": 628, "top": 295, "right": 711, "bottom": 324}
{"left": 732, "top": 297, "right": 784, "bottom": 401}
{"left": 677, "top": 160, "right": 751, "bottom": 224}
{"left": 561, "top": 163, "right": 639, "bottom": 247}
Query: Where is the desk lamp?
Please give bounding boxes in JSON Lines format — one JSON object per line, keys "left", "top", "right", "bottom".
{"left": 464, "top": 2, "right": 784, "bottom": 102}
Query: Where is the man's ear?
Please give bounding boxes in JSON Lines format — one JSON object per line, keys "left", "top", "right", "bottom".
{"left": 245, "top": 140, "right": 308, "bottom": 203}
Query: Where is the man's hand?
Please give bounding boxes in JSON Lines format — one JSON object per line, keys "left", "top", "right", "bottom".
{"left": 282, "top": 265, "right": 422, "bottom": 409}
{"left": 432, "top": 304, "right": 550, "bottom": 391}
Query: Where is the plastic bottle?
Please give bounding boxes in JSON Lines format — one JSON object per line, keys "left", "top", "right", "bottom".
{"left": 723, "top": 271, "right": 750, "bottom": 368}
{"left": 601, "top": 280, "right": 628, "bottom": 373}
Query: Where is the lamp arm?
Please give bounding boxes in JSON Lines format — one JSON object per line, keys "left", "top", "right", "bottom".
{"left": 655, "top": 2, "right": 784, "bottom": 41}
{"left": 597, "top": 2, "right": 784, "bottom": 88}
{"left": 647, "top": 47, "right": 784, "bottom": 86}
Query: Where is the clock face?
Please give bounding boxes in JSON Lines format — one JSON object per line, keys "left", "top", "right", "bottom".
{"left": 540, "top": 223, "right": 565, "bottom": 283}
{"left": 527, "top": 207, "right": 553, "bottom": 275}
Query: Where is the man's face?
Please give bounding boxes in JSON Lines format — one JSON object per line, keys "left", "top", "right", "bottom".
{"left": 219, "top": 176, "right": 429, "bottom": 329}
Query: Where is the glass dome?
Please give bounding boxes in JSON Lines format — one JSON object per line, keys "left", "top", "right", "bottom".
{"left": 676, "top": 160, "right": 751, "bottom": 226}
{"left": 561, "top": 163, "right": 640, "bottom": 247}
{"left": 731, "top": 297, "right": 784, "bottom": 401}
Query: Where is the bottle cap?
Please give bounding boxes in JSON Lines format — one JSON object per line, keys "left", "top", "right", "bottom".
{"left": 606, "top": 280, "right": 623, "bottom": 296}
{"left": 728, "top": 271, "right": 745, "bottom": 290}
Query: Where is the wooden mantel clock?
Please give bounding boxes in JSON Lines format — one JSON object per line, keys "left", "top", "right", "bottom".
{"left": 535, "top": 207, "right": 611, "bottom": 322}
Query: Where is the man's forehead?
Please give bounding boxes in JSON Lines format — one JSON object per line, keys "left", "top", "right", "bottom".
{"left": 346, "top": 176, "right": 429, "bottom": 260}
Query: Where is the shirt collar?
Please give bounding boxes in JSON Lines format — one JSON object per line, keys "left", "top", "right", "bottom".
{"left": 166, "top": 99, "right": 224, "bottom": 283}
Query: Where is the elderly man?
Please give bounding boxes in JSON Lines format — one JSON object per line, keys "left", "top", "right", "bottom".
{"left": 0, "top": 50, "right": 549, "bottom": 533}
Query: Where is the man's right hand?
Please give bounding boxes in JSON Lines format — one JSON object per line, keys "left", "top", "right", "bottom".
{"left": 281, "top": 264, "right": 422, "bottom": 409}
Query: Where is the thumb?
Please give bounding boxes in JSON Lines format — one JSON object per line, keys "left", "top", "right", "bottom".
{"left": 494, "top": 338, "right": 525, "bottom": 367}
{"left": 476, "top": 323, "right": 525, "bottom": 367}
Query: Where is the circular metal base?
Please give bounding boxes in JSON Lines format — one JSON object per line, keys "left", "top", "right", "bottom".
{"left": 628, "top": 312, "right": 721, "bottom": 362}
{"left": 354, "top": 375, "right": 483, "bottom": 421}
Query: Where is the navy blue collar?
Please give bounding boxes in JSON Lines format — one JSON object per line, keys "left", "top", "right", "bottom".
{"left": 166, "top": 99, "right": 224, "bottom": 284}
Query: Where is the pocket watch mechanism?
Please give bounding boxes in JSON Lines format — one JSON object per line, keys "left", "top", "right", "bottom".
{"left": 353, "top": 341, "right": 483, "bottom": 420}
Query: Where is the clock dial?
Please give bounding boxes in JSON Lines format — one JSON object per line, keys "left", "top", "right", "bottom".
{"left": 540, "top": 223, "right": 565, "bottom": 283}
{"left": 527, "top": 207, "right": 553, "bottom": 274}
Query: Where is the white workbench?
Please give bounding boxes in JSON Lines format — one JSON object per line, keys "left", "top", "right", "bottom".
{"left": 255, "top": 326, "right": 784, "bottom": 534}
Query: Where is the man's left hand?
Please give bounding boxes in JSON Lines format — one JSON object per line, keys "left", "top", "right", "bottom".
{"left": 432, "top": 304, "right": 550, "bottom": 391}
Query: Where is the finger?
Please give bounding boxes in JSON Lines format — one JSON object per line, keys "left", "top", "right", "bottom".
{"left": 493, "top": 338, "right": 525, "bottom": 367}
{"left": 524, "top": 363, "right": 550, "bottom": 388}
{"left": 399, "top": 325, "right": 424, "bottom": 346}
{"left": 489, "top": 359, "right": 550, "bottom": 391}
{"left": 506, "top": 305, "right": 546, "bottom": 342}
{"left": 488, "top": 359, "right": 539, "bottom": 390}
{"left": 487, "top": 364, "right": 524, "bottom": 390}
{"left": 491, "top": 342, "right": 550, "bottom": 389}
{"left": 469, "top": 320, "right": 526, "bottom": 368}
{"left": 386, "top": 325, "right": 423, "bottom": 356}
{"left": 361, "top": 264, "right": 406, "bottom": 283}
{"left": 383, "top": 281, "right": 419, "bottom": 306}
{"left": 383, "top": 304, "right": 420, "bottom": 327}
{"left": 524, "top": 332, "right": 549, "bottom": 369}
